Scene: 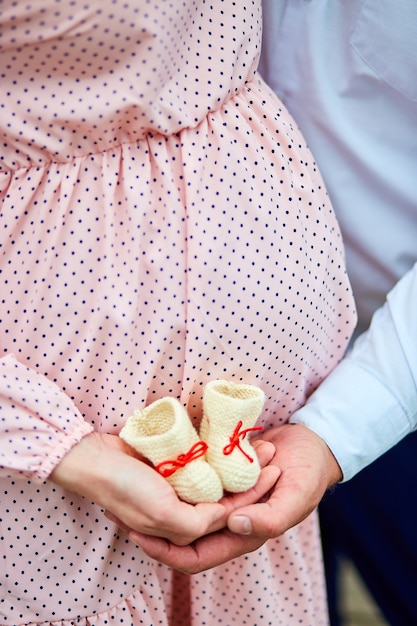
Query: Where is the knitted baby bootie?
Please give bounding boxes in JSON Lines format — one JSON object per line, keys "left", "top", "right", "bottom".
{"left": 200, "top": 380, "right": 265, "bottom": 493}
{"left": 119, "top": 397, "right": 223, "bottom": 504}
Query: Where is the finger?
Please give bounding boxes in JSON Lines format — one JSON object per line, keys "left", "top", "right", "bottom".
{"left": 227, "top": 474, "right": 315, "bottom": 537}
{"left": 141, "top": 463, "right": 280, "bottom": 543}
{"left": 251, "top": 440, "right": 276, "bottom": 467}
{"left": 108, "top": 502, "right": 227, "bottom": 547}
{"left": 130, "top": 528, "right": 266, "bottom": 574}
{"left": 220, "top": 464, "right": 280, "bottom": 511}
{"left": 195, "top": 463, "right": 280, "bottom": 540}
{"left": 105, "top": 456, "right": 228, "bottom": 543}
{"left": 138, "top": 499, "right": 227, "bottom": 546}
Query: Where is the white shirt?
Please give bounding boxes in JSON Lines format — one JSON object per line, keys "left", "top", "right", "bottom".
{"left": 259, "top": 0, "right": 417, "bottom": 478}
{"left": 292, "top": 264, "right": 417, "bottom": 480}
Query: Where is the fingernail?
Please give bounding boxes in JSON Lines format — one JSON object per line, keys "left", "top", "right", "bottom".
{"left": 229, "top": 515, "right": 252, "bottom": 535}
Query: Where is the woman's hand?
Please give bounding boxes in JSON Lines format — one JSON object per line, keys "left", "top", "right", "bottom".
{"left": 129, "top": 423, "right": 341, "bottom": 572}
{"left": 49, "top": 431, "right": 227, "bottom": 546}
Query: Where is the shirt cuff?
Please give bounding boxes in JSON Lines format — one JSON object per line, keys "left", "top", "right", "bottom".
{"left": 0, "top": 353, "right": 94, "bottom": 482}
{"left": 290, "top": 291, "right": 417, "bottom": 481}
{"left": 290, "top": 356, "right": 413, "bottom": 481}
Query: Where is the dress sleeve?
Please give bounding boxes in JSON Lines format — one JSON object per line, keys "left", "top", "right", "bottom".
{"left": 290, "top": 263, "right": 417, "bottom": 481}
{"left": 0, "top": 353, "right": 93, "bottom": 482}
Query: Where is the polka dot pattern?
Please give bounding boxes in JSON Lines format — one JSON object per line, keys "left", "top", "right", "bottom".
{"left": 0, "top": 1, "right": 355, "bottom": 625}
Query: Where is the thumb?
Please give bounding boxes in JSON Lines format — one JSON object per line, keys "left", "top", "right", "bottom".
{"left": 227, "top": 475, "right": 318, "bottom": 538}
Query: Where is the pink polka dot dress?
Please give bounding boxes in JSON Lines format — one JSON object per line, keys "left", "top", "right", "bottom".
{"left": 0, "top": 1, "right": 356, "bottom": 625}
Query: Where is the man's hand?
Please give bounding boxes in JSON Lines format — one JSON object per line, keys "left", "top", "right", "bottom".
{"left": 50, "top": 431, "right": 226, "bottom": 546}
{"left": 227, "top": 423, "right": 342, "bottom": 535}
{"left": 129, "top": 423, "right": 341, "bottom": 572}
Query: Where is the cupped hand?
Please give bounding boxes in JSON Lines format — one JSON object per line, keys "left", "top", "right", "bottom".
{"left": 49, "top": 431, "right": 226, "bottom": 546}
{"left": 227, "top": 423, "right": 342, "bottom": 536}
{"left": 128, "top": 438, "right": 281, "bottom": 572}
{"left": 129, "top": 423, "right": 341, "bottom": 573}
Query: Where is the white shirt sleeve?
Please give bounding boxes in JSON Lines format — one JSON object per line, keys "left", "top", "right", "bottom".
{"left": 259, "top": 0, "right": 417, "bottom": 336}
{"left": 290, "top": 263, "right": 417, "bottom": 481}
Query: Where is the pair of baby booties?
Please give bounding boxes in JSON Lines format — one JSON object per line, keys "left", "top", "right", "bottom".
{"left": 119, "top": 380, "right": 265, "bottom": 504}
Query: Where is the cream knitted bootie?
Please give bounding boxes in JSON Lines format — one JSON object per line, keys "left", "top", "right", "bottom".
{"left": 200, "top": 380, "right": 265, "bottom": 493}
{"left": 119, "top": 397, "right": 223, "bottom": 504}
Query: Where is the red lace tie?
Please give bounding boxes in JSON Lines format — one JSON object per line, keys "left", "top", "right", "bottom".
{"left": 155, "top": 440, "right": 209, "bottom": 477}
{"left": 223, "top": 420, "right": 263, "bottom": 462}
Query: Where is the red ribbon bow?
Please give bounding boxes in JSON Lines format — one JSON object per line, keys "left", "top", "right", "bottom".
{"left": 223, "top": 420, "right": 263, "bottom": 463}
{"left": 155, "top": 440, "right": 209, "bottom": 478}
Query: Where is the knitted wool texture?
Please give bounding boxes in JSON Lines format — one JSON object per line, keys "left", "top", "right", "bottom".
{"left": 200, "top": 380, "right": 265, "bottom": 493}
{"left": 119, "top": 396, "right": 223, "bottom": 504}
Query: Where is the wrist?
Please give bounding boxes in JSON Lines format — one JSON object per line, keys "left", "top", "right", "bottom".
{"left": 49, "top": 431, "right": 143, "bottom": 508}
{"left": 306, "top": 425, "right": 343, "bottom": 487}
{"left": 49, "top": 433, "right": 100, "bottom": 492}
